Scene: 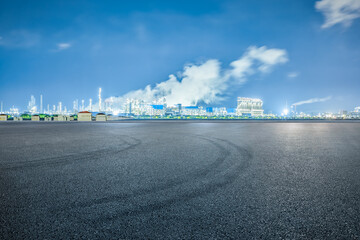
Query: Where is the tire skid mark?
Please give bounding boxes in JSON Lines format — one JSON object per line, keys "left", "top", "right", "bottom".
{"left": 97, "top": 158, "right": 247, "bottom": 222}
{"left": 66, "top": 136, "right": 231, "bottom": 210}
{"left": 75, "top": 135, "right": 252, "bottom": 224}
{"left": 0, "top": 135, "right": 142, "bottom": 171}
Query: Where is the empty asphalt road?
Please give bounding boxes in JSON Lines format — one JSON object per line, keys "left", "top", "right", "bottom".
{"left": 1, "top": 121, "right": 360, "bottom": 239}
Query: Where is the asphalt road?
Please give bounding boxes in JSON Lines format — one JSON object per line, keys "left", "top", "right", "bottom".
{"left": 1, "top": 121, "right": 360, "bottom": 239}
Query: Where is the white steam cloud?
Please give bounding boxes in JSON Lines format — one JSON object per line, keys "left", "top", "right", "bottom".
{"left": 316, "top": 0, "right": 360, "bottom": 28}
{"left": 105, "top": 46, "right": 288, "bottom": 108}
{"left": 292, "top": 96, "right": 332, "bottom": 107}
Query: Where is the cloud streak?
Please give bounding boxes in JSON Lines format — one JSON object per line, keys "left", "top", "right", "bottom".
{"left": 316, "top": 0, "right": 360, "bottom": 28}
{"left": 287, "top": 72, "right": 299, "bottom": 78}
{"left": 105, "top": 46, "right": 288, "bottom": 108}
{"left": 0, "top": 30, "right": 40, "bottom": 48}
{"left": 57, "top": 43, "right": 72, "bottom": 51}
{"left": 292, "top": 96, "right": 332, "bottom": 107}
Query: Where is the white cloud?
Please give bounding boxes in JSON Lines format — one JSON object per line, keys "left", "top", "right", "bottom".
{"left": 292, "top": 96, "right": 332, "bottom": 106}
{"left": 244, "top": 46, "right": 288, "bottom": 72}
{"left": 287, "top": 72, "right": 299, "bottom": 78}
{"left": 104, "top": 45, "right": 288, "bottom": 108}
{"left": 316, "top": 0, "right": 360, "bottom": 28}
{"left": 57, "top": 43, "right": 71, "bottom": 50}
{"left": 228, "top": 46, "right": 288, "bottom": 83}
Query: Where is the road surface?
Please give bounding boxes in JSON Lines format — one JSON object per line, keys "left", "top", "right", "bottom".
{"left": 1, "top": 121, "right": 360, "bottom": 239}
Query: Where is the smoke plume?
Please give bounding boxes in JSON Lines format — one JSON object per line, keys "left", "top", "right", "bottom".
{"left": 292, "top": 96, "right": 332, "bottom": 106}
{"left": 105, "top": 46, "right": 288, "bottom": 108}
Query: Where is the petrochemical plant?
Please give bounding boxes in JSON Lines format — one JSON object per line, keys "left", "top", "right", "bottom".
{"left": 0, "top": 88, "right": 360, "bottom": 121}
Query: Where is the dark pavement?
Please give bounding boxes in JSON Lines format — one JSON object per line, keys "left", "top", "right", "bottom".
{"left": 0, "top": 121, "right": 360, "bottom": 239}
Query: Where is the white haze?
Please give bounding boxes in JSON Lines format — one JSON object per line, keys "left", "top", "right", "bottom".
{"left": 292, "top": 96, "right": 332, "bottom": 106}
{"left": 104, "top": 46, "right": 288, "bottom": 109}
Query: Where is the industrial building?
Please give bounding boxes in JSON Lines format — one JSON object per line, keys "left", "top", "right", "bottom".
{"left": 31, "top": 115, "right": 40, "bottom": 121}
{"left": 182, "top": 106, "right": 200, "bottom": 116}
{"left": 53, "top": 115, "right": 66, "bottom": 121}
{"left": 236, "top": 97, "right": 264, "bottom": 117}
{"left": 96, "top": 113, "right": 107, "bottom": 121}
{"left": 151, "top": 105, "right": 165, "bottom": 116}
{"left": 0, "top": 114, "right": 7, "bottom": 121}
{"left": 78, "top": 111, "right": 92, "bottom": 121}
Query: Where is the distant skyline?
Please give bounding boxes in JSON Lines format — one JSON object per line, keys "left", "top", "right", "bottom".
{"left": 1, "top": 0, "right": 360, "bottom": 114}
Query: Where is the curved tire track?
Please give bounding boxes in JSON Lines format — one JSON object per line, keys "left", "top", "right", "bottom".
{"left": 68, "top": 136, "right": 231, "bottom": 209}
{"left": 77, "top": 135, "right": 253, "bottom": 224}
{"left": 0, "top": 135, "right": 142, "bottom": 171}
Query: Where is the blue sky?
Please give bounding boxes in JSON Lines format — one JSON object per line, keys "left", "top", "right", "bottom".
{"left": 0, "top": 0, "right": 359, "bottom": 113}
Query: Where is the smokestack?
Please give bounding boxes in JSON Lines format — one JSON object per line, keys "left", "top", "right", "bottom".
{"left": 40, "top": 95, "right": 43, "bottom": 113}
{"left": 73, "top": 99, "right": 79, "bottom": 113}
{"left": 99, "top": 88, "right": 102, "bottom": 112}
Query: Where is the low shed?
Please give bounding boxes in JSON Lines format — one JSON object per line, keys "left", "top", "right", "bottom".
{"left": 31, "top": 115, "right": 40, "bottom": 121}
{"left": 0, "top": 114, "right": 7, "bottom": 121}
{"left": 96, "top": 113, "right": 107, "bottom": 121}
{"left": 78, "top": 111, "right": 92, "bottom": 121}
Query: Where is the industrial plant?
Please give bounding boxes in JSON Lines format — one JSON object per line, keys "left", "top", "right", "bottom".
{"left": 0, "top": 88, "right": 359, "bottom": 121}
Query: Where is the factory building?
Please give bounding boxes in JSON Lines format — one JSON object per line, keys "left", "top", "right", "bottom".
{"left": 213, "top": 107, "right": 227, "bottom": 116}
{"left": 236, "top": 97, "right": 264, "bottom": 117}
{"left": 182, "top": 106, "right": 204, "bottom": 116}
{"left": 150, "top": 105, "right": 165, "bottom": 116}
{"left": 31, "top": 115, "right": 40, "bottom": 121}
{"left": 78, "top": 111, "right": 92, "bottom": 121}
{"left": 53, "top": 115, "right": 66, "bottom": 121}
{"left": 96, "top": 113, "right": 107, "bottom": 121}
{"left": 0, "top": 114, "right": 7, "bottom": 121}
